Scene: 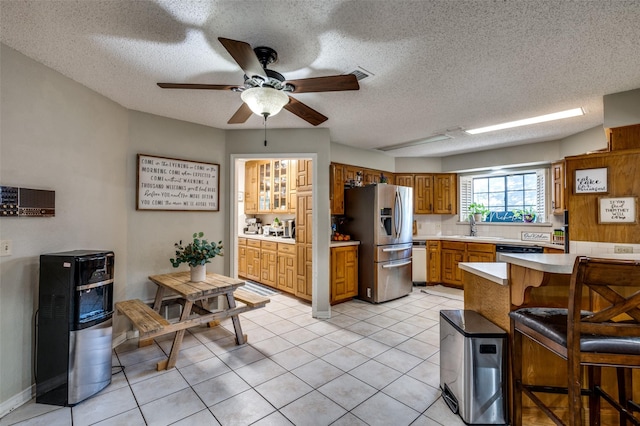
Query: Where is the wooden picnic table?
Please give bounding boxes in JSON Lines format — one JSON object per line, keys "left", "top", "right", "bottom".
{"left": 117, "top": 271, "right": 269, "bottom": 370}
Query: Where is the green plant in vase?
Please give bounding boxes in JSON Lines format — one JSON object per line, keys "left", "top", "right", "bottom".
{"left": 468, "top": 203, "right": 490, "bottom": 221}
{"left": 512, "top": 207, "right": 537, "bottom": 223}
{"left": 170, "top": 232, "right": 223, "bottom": 281}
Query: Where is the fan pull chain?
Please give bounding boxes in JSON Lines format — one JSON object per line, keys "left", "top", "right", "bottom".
{"left": 263, "top": 114, "right": 268, "bottom": 146}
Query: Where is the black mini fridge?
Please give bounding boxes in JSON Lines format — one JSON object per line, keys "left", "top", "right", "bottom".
{"left": 36, "top": 250, "right": 114, "bottom": 406}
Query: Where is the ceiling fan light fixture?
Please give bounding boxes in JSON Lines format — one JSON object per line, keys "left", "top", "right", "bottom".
{"left": 241, "top": 87, "right": 289, "bottom": 118}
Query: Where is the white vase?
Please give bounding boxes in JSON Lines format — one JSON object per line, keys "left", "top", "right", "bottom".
{"left": 190, "top": 264, "right": 206, "bottom": 282}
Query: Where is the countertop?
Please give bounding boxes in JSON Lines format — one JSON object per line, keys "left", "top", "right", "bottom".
{"left": 240, "top": 234, "right": 296, "bottom": 245}
{"left": 460, "top": 252, "right": 640, "bottom": 284}
{"left": 330, "top": 241, "right": 360, "bottom": 248}
{"left": 241, "top": 233, "right": 360, "bottom": 247}
{"left": 413, "top": 234, "right": 564, "bottom": 250}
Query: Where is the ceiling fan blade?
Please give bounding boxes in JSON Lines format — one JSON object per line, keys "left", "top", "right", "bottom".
{"left": 284, "top": 96, "right": 328, "bottom": 126}
{"left": 218, "top": 37, "right": 266, "bottom": 79}
{"left": 286, "top": 74, "right": 359, "bottom": 93}
{"left": 228, "top": 103, "right": 252, "bottom": 124}
{"left": 157, "top": 83, "right": 239, "bottom": 90}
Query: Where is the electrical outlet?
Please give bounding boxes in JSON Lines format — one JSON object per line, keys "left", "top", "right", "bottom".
{"left": 614, "top": 245, "right": 633, "bottom": 254}
{"left": 0, "top": 240, "right": 12, "bottom": 256}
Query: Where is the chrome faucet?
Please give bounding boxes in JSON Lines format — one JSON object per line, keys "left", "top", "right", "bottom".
{"left": 469, "top": 214, "right": 477, "bottom": 237}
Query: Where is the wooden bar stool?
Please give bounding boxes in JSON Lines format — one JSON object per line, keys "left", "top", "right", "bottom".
{"left": 510, "top": 256, "right": 640, "bottom": 425}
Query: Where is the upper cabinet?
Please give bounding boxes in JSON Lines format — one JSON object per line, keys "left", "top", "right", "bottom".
{"left": 330, "top": 163, "right": 345, "bottom": 215}
{"left": 551, "top": 160, "right": 565, "bottom": 215}
{"left": 410, "top": 173, "right": 457, "bottom": 215}
{"left": 433, "top": 173, "right": 457, "bottom": 214}
{"left": 244, "top": 161, "right": 258, "bottom": 214}
{"left": 296, "top": 159, "right": 313, "bottom": 192}
{"left": 246, "top": 159, "right": 296, "bottom": 214}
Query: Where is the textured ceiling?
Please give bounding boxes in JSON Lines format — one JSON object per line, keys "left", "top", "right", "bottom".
{"left": 1, "top": 0, "right": 640, "bottom": 157}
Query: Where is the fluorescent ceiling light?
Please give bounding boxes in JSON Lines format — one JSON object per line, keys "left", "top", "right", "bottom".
{"left": 465, "top": 108, "right": 584, "bottom": 135}
{"left": 378, "top": 134, "right": 452, "bottom": 151}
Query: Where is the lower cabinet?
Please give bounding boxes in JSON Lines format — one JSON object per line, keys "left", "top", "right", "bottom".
{"left": 427, "top": 241, "right": 441, "bottom": 284}
{"left": 245, "top": 239, "right": 261, "bottom": 282}
{"left": 238, "top": 238, "right": 247, "bottom": 277}
{"left": 260, "top": 241, "right": 278, "bottom": 287}
{"left": 330, "top": 245, "right": 359, "bottom": 304}
{"left": 439, "top": 241, "right": 496, "bottom": 288}
{"left": 441, "top": 241, "right": 466, "bottom": 288}
{"left": 277, "top": 243, "right": 296, "bottom": 293}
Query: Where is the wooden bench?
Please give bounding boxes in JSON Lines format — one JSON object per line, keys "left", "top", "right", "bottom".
{"left": 115, "top": 291, "right": 270, "bottom": 347}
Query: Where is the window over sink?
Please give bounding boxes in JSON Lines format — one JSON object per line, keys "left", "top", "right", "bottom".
{"left": 459, "top": 168, "right": 547, "bottom": 223}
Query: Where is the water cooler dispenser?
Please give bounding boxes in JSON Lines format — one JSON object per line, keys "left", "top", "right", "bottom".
{"left": 440, "top": 309, "right": 507, "bottom": 425}
{"left": 36, "top": 250, "right": 114, "bottom": 406}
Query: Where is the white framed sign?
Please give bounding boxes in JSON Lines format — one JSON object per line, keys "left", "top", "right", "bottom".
{"left": 598, "top": 197, "right": 637, "bottom": 224}
{"left": 574, "top": 167, "right": 608, "bottom": 193}
{"left": 521, "top": 232, "right": 551, "bottom": 242}
{"left": 137, "top": 154, "right": 220, "bottom": 211}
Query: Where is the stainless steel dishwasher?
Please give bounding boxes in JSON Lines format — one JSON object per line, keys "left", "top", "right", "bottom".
{"left": 412, "top": 240, "right": 426, "bottom": 285}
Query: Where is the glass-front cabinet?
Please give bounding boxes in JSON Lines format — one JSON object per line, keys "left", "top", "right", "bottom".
{"left": 258, "top": 161, "right": 271, "bottom": 212}
{"left": 249, "top": 159, "right": 295, "bottom": 214}
{"left": 273, "top": 160, "right": 288, "bottom": 211}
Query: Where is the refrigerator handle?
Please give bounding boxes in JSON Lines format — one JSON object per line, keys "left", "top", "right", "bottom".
{"left": 394, "top": 189, "right": 402, "bottom": 238}
{"left": 382, "top": 260, "right": 412, "bottom": 269}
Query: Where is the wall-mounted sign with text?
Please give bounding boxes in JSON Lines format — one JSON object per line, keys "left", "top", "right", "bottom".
{"left": 598, "top": 197, "right": 637, "bottom": 224}
{"left": 137, "top": 154, "right": 220, "bottom": 211}
{"left": 574, "top": 167, "right": 608, "bottom": 194}
{"left": 521, "top": 232, "right": 551, "bottom": 242}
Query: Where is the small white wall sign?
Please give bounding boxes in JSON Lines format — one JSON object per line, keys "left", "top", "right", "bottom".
{"left": 521, "top": 232, "right": 551, "bottom": 242}
{"left": 574, "top": 168, "right": 608, "bottom": 193}
{"left": 598, "top": 197, "right": 637, "bottom": 224}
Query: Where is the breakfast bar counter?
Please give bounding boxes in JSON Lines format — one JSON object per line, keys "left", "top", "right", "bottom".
{"left": 461, "top": 253, "right": 640, "bottom": 423}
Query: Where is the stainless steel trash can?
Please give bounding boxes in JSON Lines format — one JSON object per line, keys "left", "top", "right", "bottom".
{"left": 440, "top": 310, "right": 507, "bottom": 425}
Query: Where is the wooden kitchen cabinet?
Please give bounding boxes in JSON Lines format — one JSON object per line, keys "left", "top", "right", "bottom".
{"left": 244, "top": 161, "right": 258, "bottom": 214}
{"left": 296, "top": 190, "right": 313, "bottom": 301}
{"left": 414, "top": 174, "right": 434, "bottom": 214}
{"left": 551, "top": 160, "right": 565, "bottom": 215}
{"left": 260, "top": 241, "right": 277, "bottom": 287}
{"left": 413, "top": 173, "right": 457, "bottom": 215}
{"left": 277, "top": 243, "right": 296, "bottom": 294}
{"left": 245, "top": 239, "right": 261, "bottom": 282}
{"left": 427, "top": 240, "right": 441, "bottom": 284}
{"left": 238, "top": 238, "right": 247, "bottom": 277}
{"left": 330, "top": 163, "right": 345, "bottom": 215}
{"left": 257, "top": 160, "right": 272, "bottom": 212}
{"left": 466, "top": 243, "right": 496, "bottom": 262}
{"left": 441, "top": 241, "right": 466, "bottom": 288}
{"left": 330, "top": 245, "right": 358, "bottom": 304}
{"left": 433, "top": 173, "right": 457, "bottom": 214}
{"left": 440, "top": 240, "right": 495, "bottom": 288}
{"left": 395, "top": 174, "right": 413, "bottom": 188}
{"left": 296, "top": 159, "right": 313, "bottom": 192}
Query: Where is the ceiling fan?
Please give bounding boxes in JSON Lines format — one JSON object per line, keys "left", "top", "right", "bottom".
{"left": 157, "top": 37, "right": 360, "bottom": 126}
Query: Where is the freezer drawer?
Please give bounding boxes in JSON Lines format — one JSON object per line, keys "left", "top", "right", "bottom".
{"left": 369, "top": 258, "right": 413, "bottom": 303}
{"left": 440, "top": 310, "right": 507, "bottom": 425}
{"left": 375, "top": 243, "right": 412, "bottom": 262}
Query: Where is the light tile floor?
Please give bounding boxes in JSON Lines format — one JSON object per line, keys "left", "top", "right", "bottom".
{"left": 1, "top": 287, "right": 467, "bottom": 426}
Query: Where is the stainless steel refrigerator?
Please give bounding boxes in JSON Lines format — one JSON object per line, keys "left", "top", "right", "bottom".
{"left": 343, "top": 184, "right": 413, "bottom": 303}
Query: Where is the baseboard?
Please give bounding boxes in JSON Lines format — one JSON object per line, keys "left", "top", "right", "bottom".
{"left": 314, "top": 310, "right": 331, "bottom": 319}
{"left": 0, "top": 384, "right": 34, "bottom": 418}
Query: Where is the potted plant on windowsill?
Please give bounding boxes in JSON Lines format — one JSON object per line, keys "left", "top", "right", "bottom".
{"left": 468, "top": 203, "right": 490, "bottom": 222}
{"left": 170, "top": 232, "right": 223, "bottom": 282}
{"left": 512, "top": 207, "right": 537, "bottom": 223}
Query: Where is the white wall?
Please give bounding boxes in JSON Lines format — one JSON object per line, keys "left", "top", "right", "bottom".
{"left": 0, "top": 44, "right": 129, "bottom": 409}
{"left": 604, "top": 88, "right": 640, "bottom": 128}
{"left": 330, "top": 142, "right": 395, "bottom": 172}
{"left": 125, "top": 111, "right": 227, "bottom": 301}
{"left": 394, "top": 157, "right": 442, "bottom": 173}
{"left": 0, "top": 45, "right": 228, "bottom": 413}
